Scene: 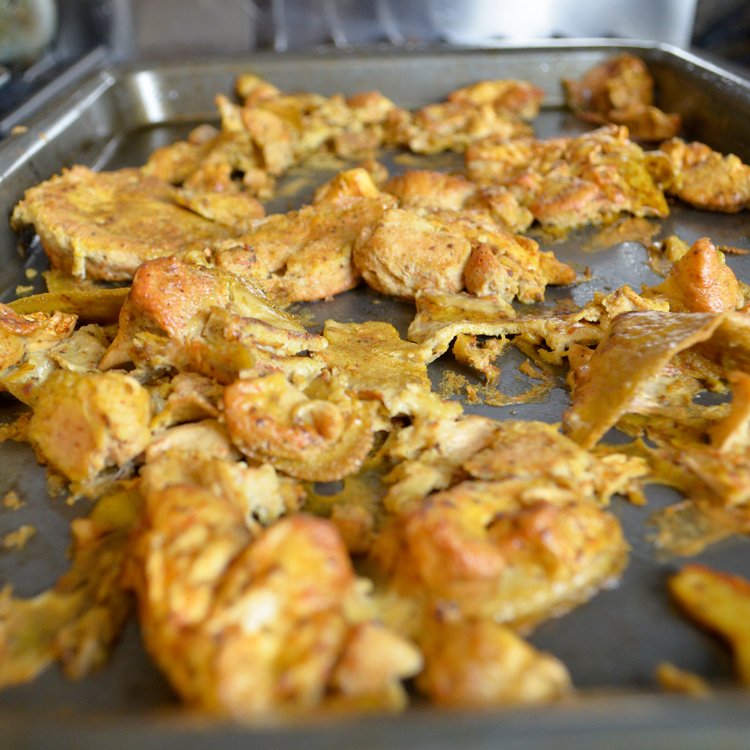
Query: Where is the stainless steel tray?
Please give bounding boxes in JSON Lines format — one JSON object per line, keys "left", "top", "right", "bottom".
{"left": 1, "top": 41, "right": 750, "bottom": 749}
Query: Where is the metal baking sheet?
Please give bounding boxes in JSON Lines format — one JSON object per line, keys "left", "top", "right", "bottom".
{"left": 1, "top": 41, "right": 750, "bottom": 749}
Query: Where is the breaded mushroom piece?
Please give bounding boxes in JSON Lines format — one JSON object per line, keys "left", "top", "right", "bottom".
{"left": 563, "top": 53, "right": 681, "bottom": 141}
{"left": 125, "top": 484, "right": 421, "bottom": 716}
{"left": 11, "top": 167, "right": 236, "bottom": 281}
{"left": 649, "top": 138, "right": 750, "bottom": 213}
{"left": 28, "top": 370, "right": 151, "bottom": 484}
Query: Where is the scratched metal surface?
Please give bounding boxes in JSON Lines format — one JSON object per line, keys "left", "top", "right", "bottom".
{"left": 0, "top": 42, "right": 749, "bottom": 749}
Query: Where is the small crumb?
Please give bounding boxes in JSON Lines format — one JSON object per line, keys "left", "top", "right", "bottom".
{"left": 0, "top": 413, "right": 31, "bottom": 444}
{"left": 718, "top": 245, "right": 749, "bottom": 256}
{"left": 2, "top": 524, "right": 36, "bottom": 551}
{"left": 24, "top": 268, "right": 38, "bottom": 279}
{"left": 11, "top": 125, "right": 28, "bottom": 135}
{"left": 15, "top": 284, "right": 34, "bottom": 296}
{"left": 46, "top": 471, "right": 67, "bottom": 498}
{"left": 2, "top": 490, "right": 24, "bottom": 510}
{"left": 656, "top": 662, "right": 711, "bottom": 697}
{"left": 519, "top": 359, "right": 543, "bottom": 380}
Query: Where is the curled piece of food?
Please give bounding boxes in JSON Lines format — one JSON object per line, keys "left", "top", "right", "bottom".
{"left": 563, "top": 310, "right": 750, "bottom": 448}
{"left": 7, "top": 286, "right": 128, "bottom": 324}
{"left": 669, "top": 564, "right": 750, "bottom": 686}
{"left": 647, "top": 237, "right": 744, "bottom": 313}
{"left": 10, "top": 167, "right": 235, "bottom": 281}
{"left": 126, "top": 483, "right": 421, "bottom": 716}
{"left": 416, "top": 618, "right": 571, "bottom": 707}
{"left": 649, "top": 138, "right": 750, "bottom": 213}
{"left": 28, "top": 370, "right": 151, "bottom": 483}
{"left": 565, "top": 313, "right": 713, "bottom": 446}
{"left": 466, "top": 125, "right": 669, "bottom": 231}
{"left": 407, "top": 292, "right": 515, "bottom": 361}
{"left": 374, "top": 419, "right": 638, "bottom": 636}
{"left": 150, "top": 372, "right": 224, "bottom": 431}
{"left": 100, "top": 256, "right": 325, "bottom": 381}
{"left": 563, "top": 54, "right": 681, "bottom": 140}
{"left": 0, "top": 303, "right": 77, "bottom": 403}
{"left": 224, "top": 373, "right": 377, "bottom": 482}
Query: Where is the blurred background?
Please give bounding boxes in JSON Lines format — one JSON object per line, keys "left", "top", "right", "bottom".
{"left": 0, "top": 0, "right": 748, "bottom": 126}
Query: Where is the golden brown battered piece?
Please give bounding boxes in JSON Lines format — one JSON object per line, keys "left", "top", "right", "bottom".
{"left": 11, "top": 167, "right": 236, "bottom": 281}
{"left": 223, "top": 373, "right": 378, "bottom": 482}
{"left": 387, "top": 79, "right": 541, "bottom": 155}
{"left": 353, "top": 208, "right": 473, "bottom": 299}
{"left": 100, "top": 256, "right": 325, "bottom": 382}
{"left": 649, "top": 138, "right": 750, "bottom": 213}
{"left": 354, "top": 206, "right": 573, "bottom": 304}
{"left": 0, "top": 303, "right": 77, "bottom": 404}
{"left": 28, "top": 370, "right": 151, "bottom": 484}
{"left": 416, "top": 618, "right": 571, "bottom": 707}
{"left": 647, "top": 237, "right": 744, "bottom": 313}
{"left": 563, "top": 310, "right": 750, "bottom": 449}
{"left": 466, "top": 125, "right": 669, "bottom": 231}
{"left": 317, "top": 320, "right": 459, "bottom": 422}
{"left": 563, "top": 54, "right": 681, "bottom": 140}
{"left": 125, "top": 482, "right": 421, "bottom": 716}
{"left": 384, "top": 169, "right": 534, "bottom": 233}
{"left": 237, "top": 168, "right": 396, "bottom": 305}
{"left": 670, "top": 564, "right": 750, "bottom": 686}
{"left": 373, "top": 419, "right": 633, "bottom": 632}
{"left": 373, "top": 477, "right": 627, "bottom": 631}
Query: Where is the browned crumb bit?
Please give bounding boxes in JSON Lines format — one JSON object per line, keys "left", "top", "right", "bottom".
{"left": 0, "top": 414, "right": 31, "bottom": 444}
{"left": 656, "top": 662, "right": 711, "bottom": 697}
{"left": 2, "top": 491, "right": 24, "bottom": 511}
{"left": 2, "top": 525, "right": 36, "bottom": 551}
{"left": 46, "top": 472, "right": 68, "bottom": 499}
